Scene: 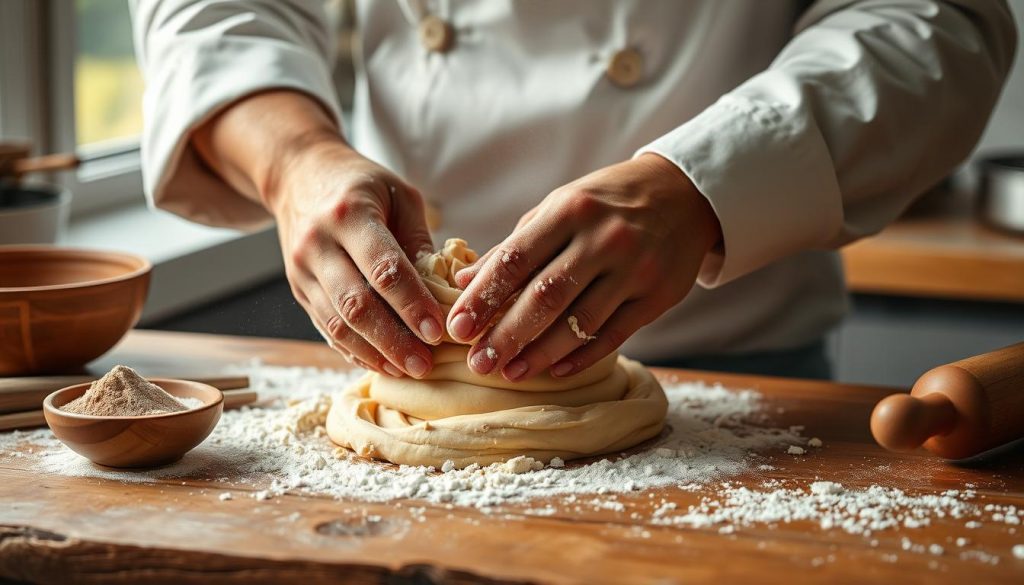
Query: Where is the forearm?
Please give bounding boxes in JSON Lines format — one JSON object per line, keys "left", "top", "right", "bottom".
{"left": 131, "top": 0, "right": 342, "bottom": 228}
{"left": 192, "top": 90, "right": 345, "bottom": 213}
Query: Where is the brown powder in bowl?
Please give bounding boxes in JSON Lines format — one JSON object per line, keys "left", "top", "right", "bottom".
{"left": 61, "top": 365, "right": 188, "bottom": 417}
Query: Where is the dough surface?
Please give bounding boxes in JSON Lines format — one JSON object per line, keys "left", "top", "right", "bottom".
{"left": 326, "top": 239, "right": 668, "bottom": 468}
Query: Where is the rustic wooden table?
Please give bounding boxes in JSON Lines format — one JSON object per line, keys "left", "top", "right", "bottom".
{"left": 2, "top": 330, "right": 1022, "bottom": 584}
{"left": 841, "top": 190, "right": 1024, "bottom": 303}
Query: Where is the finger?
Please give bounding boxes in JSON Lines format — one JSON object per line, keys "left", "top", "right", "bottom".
{"left": 299, "top": 278, "right": 394, "bottom": 375}
{"left": 447, "top": 217, "right": 569, "bottom": 343}
{"left": 468, "top": 242, "right": 600, "bottom": 375}
{"left": 501, "top": 275, "right": 627, "bottom": 381}
{"left": 317, "top": 249, "right": 434, "bottom": 378}
{"left": 455, "top": 207, "right": 540, "bottom": 288}
{"left": 389, "top": 183, "right": 436, "bottom": 261}
{"left": 514, "top": 205, "right": 539, "bottom": 231}
{"left": 337, "top": 203, "right": 445, "bottom": 345}
{"left": 549, "top": 300, "right": 658, "bottom": 377}
{"left": 453, "top": 247, "right": 496, "bottom": 288}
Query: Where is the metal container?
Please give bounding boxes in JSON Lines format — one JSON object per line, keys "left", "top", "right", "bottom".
{"left": 979, "top": 154, "right": 1024, "bottom": 235}
{"left": 0, "top": 182, "right": 71, "bottom": 244}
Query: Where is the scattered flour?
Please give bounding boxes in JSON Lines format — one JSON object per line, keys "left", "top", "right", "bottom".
{"left": 1, "top": 361, "right": 1008, "bottom": 560}
{"left": 0, "top": 362, "right": 804, "bottom": 508}
{"left": 662, "top": 482, "right": 978, "bottom": 536}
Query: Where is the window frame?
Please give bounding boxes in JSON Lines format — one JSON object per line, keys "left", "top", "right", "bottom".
{"left": 0, "top": 0, "right": 145, "bottom": 218}
{"left": 0, "top": 1, "right": 48, "bottom": 148}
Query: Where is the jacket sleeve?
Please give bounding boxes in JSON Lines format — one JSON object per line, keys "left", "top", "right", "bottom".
{"left": 131, "top": 0, "right": 343, "bottom": 229}
{"left": 636, "top": 0, "right": 1017, "bottom": 287}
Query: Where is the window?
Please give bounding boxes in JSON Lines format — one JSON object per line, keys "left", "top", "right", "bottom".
{"left": 74, "top": 0, "right": 144, "bottom": 153}
{"left": 0, "top": 0, "right": 144, "bottom": 217}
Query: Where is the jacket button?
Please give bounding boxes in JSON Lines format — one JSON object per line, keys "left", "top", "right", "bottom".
{"left": 606, "top": 48, "right": 643, "bottom": 88}
{"left": 420, "top": 15, "right": 455, "bottom": 53}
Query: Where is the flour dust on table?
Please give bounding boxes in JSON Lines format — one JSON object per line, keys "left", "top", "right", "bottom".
{"left": 5, "top": 362, "right": 798, "bottom": 507}
{"left": 3, "top": 362, "right": 1020, "bottom": 564}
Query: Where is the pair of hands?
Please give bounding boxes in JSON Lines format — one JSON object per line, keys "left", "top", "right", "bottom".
{"left": 196, "top": 92, "right": 721, "bottom": 382}
{"left": 272, "top": 142, "right": 721, "bottom": 381}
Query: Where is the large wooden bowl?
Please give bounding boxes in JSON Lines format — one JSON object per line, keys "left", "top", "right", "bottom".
{"left": 0, "top": 246, "right": 151, "bottom": 375}
{"left": 43, "top": 378, "right": 223, "bottom": 468}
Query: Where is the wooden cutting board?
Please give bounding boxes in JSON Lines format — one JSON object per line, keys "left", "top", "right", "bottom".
{"left": 1, "top": 330, "right": 1022, "bottom": 584}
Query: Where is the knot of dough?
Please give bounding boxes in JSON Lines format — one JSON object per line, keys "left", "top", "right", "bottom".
{"left": 326, "top": 238, "right": 668, "bottom": 468}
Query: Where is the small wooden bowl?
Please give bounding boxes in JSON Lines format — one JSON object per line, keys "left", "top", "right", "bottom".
{"left": 42, "top": 379, "right": 223, "bottom": 468}
{"left": 0, "top": 246, "right": 150, "bottom": 375}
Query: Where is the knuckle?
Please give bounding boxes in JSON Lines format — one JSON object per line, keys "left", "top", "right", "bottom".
{"left": 325, "top": 314, "right": 348, "bottom": 340}
{"left": 289, "top": 248, "right": 307, "bottom": 270}
{"left": 339, "top": 288, "right": 373, "bottom": 325}
{"left": 602, "top": 218, "right": 639, "bottom": 250}
{"left": 395, "top": 294, "right": 424, "bottom": 320}
{"left": 290, "top": 228, "right": 321, "bottom": 267}
{"left": 568, "top": 306, "right": 599, "bottom": 335}
{"left": 495, "top": 247, "right": 530, "bottom": 282}
{"left": 369, "top": 255, "right": 403, "bottom": 295}
{"left": 565, "top": 190, "right": 600, "bottom": 218}
{"left": 331, "top": 195, "right": 368, "bottom": 223}
{"left": 530, "top": 276, "right": 566, "bottom": 313}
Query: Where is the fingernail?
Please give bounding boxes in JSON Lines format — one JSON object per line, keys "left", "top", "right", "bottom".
{"left": 450, "top": 312, "right": 475, "bottom": 341}
{"left": 418, "top": 318, "right": 442, "bottom": 343}
{"left": 405, "top": 354, "right": 429, "bottom": 378}
{"left": 470, "top": 347, "right": 496, "bottom": 374}
{"left": 504, "top": 358, "right": 528, "bottom": 381}
{"left": 382, "top": 363, "right": 404, "bottom": 377}
{"left": 551, "top": 362, "right": 574, "bottom": 377}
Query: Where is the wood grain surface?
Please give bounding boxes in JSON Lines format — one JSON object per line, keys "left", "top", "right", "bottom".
{"left": 841, "top": 191, "right": 1024, "bottom": 303}
{"left": 1, "top": 330, "right": 1022, "bottom": 584}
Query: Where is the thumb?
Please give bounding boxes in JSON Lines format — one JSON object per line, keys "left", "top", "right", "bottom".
{"left": 454, "top": 206, "right": 535, "bottom": 288}
{"left": 389, "top": 183, "right": 435, "bottom": 262}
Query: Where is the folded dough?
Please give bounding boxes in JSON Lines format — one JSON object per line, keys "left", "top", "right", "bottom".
{"left": 326, "top": 239, "right": 668, "bottom": 468}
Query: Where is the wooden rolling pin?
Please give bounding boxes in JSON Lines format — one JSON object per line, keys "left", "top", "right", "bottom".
{"left": 0, "top": 388, "right": 259, "bottom": 432}
{"left": 0, "top": 374, "right": 249, "bottom": 414}
{"left": 870, "top": 342, "right": 1024, "bottom": 459}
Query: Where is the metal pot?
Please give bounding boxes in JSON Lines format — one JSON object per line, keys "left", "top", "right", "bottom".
{"left": 978, "top": 154, "right": 1024, "bottom": 235}
{"left": 0, "top": 182, "right": 71, "bottom": 244}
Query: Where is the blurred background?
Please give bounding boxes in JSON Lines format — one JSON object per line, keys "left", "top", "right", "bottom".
{"left": 0, "top": 0, "right": 1022, "bottom": 387}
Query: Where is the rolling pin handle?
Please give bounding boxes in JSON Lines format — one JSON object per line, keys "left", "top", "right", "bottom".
{"left": 870, "top": 392, "right": 958, "bottom": 452}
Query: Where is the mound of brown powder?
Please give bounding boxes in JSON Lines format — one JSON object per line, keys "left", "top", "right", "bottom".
{"left": 61, "top": 365, "right": 187, "bottom": 416}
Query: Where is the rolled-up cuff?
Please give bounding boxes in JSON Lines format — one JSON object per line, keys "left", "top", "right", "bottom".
{"left": 635, "top": 91, "right": 843, "bottom": 287}
{"left": 142, "top": 36, "right": 342, "bottom": 230}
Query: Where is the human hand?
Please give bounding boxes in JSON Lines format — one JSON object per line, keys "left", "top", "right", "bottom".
{"left": 270, "top": 139, "right": 444, "bottom": 377}
{"left": 449, "top": 153, "right": 721, "bottom": 381}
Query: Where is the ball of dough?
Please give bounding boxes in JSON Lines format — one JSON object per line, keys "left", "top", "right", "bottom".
{"left": 326, "top": 239, "right": 668, "bottom": 468}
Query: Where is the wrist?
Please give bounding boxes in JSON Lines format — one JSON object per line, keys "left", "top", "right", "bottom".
{"left": 263, "top": 129, "right": 354, "bottom": 215}
{"left": 637, "top": 153, "right": 722, "bottom": 254}
{"left": 192, "top": 90, "right": 347, "bottom": 214}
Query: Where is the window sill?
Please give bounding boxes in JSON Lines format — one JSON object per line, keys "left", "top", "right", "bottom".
{"left": 65, "top": 202, "right": 282, "bottom": 324}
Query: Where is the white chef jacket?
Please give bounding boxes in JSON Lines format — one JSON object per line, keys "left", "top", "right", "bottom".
{"left": 131, "top": 0, "right": 1015, "bottom": 362}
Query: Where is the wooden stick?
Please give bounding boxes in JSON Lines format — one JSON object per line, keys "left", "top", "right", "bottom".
{"left": 0, "top": 388, "right": 258, "bottom": 432}
{"left": 0, "top": 375, "right": 250, "bottom": 414}
{"left": 10, "top": 153, "right": 80, "bottom": 176}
